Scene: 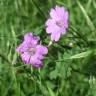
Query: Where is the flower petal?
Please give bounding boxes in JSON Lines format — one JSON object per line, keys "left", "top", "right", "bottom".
{"left": 45, "top": 18, "right": 56, "bottom": 26}
{"left": 55, "top": 6, "right": 65, "bottom": 18}
{"left": 46, "top": 25, "right": 59, "bottom": 34}
{"left": 36, "top": 45, "right": 48, "bottom": 55}
{"left": 30, "top": 56, "right": 43, "bottom": 67}
{"left": 24, "top": 32, "right": 40, "bottom": 45}
{"left": 21, "top": 52, "right": 30, "bottom": 64}
{"left": 24, "top": 32, "right": 33, "bottom": 42}
{"left": 32, "top": 60, "right": 43, "bottom": 68}
{"left": 16, "top": 41, "right": 28, "bottom": 53}
{"left": 50, "top": 8, "right": 59, "bottom": 20}
{"left": 60, "top": 27, "right": 66, "bottom": 35}
{"left": 63, "top": 11, "right": 69, "bottom": 28}
{"left": 51, "top": 31, "right": 61, "bottom": 41}
{"left": 46, "top": 26, "right": 54, "bottom": 33}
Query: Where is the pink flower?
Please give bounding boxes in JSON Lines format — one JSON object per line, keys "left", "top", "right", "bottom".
{"left": 16, "top": 33, "right": 48, "bottom": 68}
{"left": 45, "top": 6, "right": 69, "bottom": 41}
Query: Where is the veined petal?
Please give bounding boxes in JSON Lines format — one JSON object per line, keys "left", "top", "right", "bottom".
{"left": 55, "top": 6, "right": 65, "bottom": 18}
{"left": 32, "top": 60, "right": 43, "bottom": 68}
{"left": 46, "top": 26, "right": 54, "bottom": 33}
{"left": 24, "top": 32, "right": 40, "bottom": 45}
{"left": 36, "top": 45, "right": 48, "bottom": 55}
{"left": 63, "top": 11, "right": 69, "bottom": 21}
{"left": 16, "top": 41, "right": 28, "bottom": 53}
{"left": 51, "top": 31, "right": 61, "bottom": 41}
{"left": 63, "top": 11, "right": 69, "bottom": 28}
{"left": 50, "top": 8, "right": 59, "bottom": 20}
{"left": 21, "top": 52, "right": 30, "bottom": 64}
{"left": 60, "top": 27, "right": 66, "bottom": 35}
{"left": 46, "top": 25, "right": 59, "bottom": 34}
{"left": 45, "top": 18, "right": 56, "bottom": 26}
{"left": 30, "top": 56, "right": 43, "bottom": 68}
{"left": 24, "top": 32, "right": 33, "bottom": 42}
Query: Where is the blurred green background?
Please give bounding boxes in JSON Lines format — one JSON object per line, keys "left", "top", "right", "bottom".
{"left": 0, "top": 0, "right": 96, "bottom": 96}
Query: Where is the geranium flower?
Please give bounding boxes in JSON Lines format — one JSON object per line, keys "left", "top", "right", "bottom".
{"left": 16, "top": 33, "right": 48, "bottom": 68}
{"left": 46, "top": 6, "right": 69, "bottom": 41}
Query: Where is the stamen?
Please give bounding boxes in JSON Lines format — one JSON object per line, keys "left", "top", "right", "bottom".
{"left": 56, "top": 20, "right": 64, "bottom": 27}
{"left": 27, "top": 48, "right": 36, "bottom": 55}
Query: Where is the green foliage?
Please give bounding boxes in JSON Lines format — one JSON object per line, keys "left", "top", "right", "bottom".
{"left": 0, "top": 0, "right": 96, "bottom": 96}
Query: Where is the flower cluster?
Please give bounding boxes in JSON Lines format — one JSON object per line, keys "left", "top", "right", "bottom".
{"left": 16, "top": 6, "right": 69, "bottom": 68}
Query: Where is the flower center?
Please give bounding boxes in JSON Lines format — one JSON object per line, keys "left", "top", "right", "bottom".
{"left": 27, "top": 48, "right": 36, "bottom": 56}
{"left": 56, "top": 20, "right": 64, "bottom": 27}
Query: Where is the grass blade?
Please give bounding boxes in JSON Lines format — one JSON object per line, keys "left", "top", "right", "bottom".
{"left": 76, "top": 0, "right": 95, "bottom": 31}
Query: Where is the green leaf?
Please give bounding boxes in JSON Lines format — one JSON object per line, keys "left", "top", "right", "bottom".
{"left": 69, "top": 50, "right": 92, "bottom": 59}
{"left": 47, "top": 85, "right": 56, "bottom": 96}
